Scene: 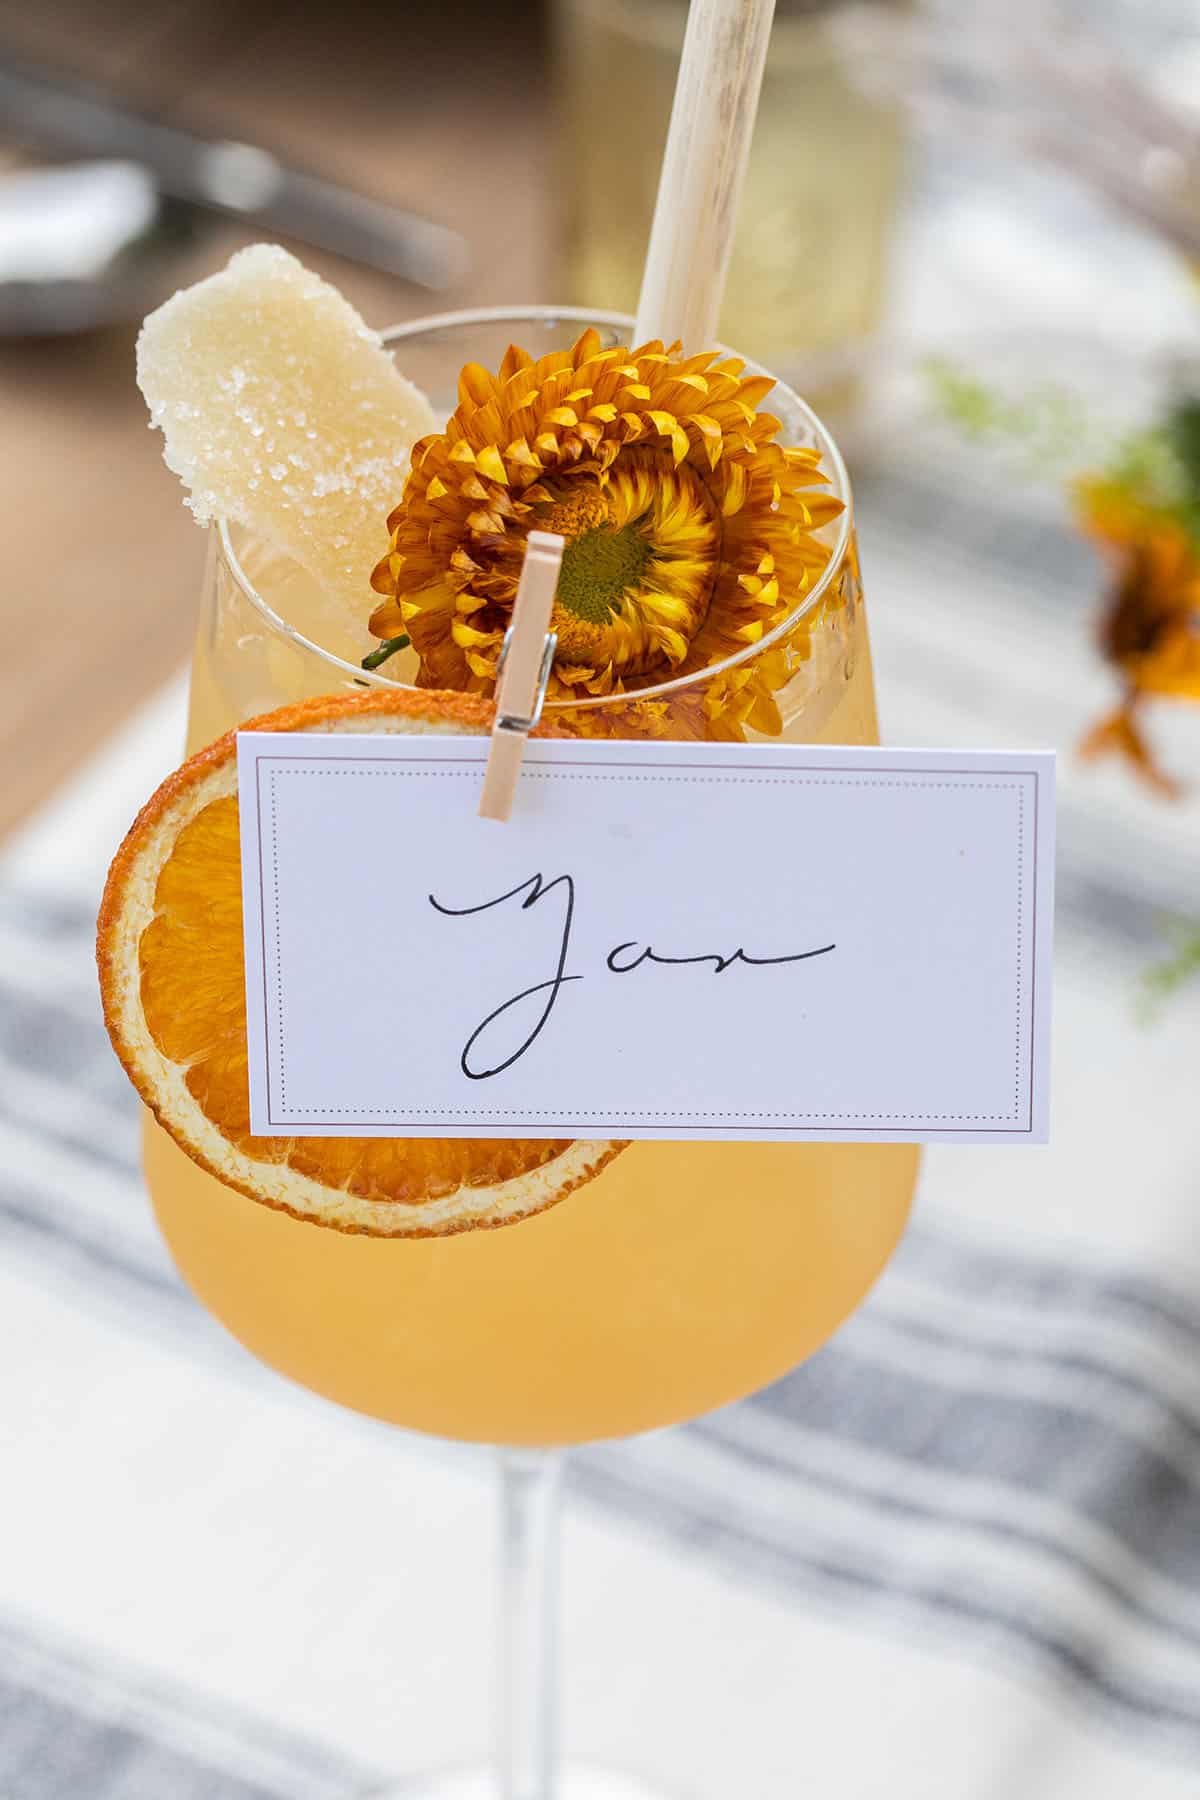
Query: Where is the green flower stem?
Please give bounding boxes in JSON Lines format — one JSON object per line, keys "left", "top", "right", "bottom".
{"left": 361, "top": 634, "right": 410, "bottom": 671}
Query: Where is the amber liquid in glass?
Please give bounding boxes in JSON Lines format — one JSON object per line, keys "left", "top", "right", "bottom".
{"left": 147, "top": 549, "right": 916, "bottom": 1445}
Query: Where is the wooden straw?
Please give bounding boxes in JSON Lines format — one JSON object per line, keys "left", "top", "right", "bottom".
{"left": 634, "top": 0, "right": 777, "bottom": 351}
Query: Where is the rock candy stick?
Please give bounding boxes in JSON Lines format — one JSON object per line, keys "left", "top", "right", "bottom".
{"left": 136, "top": 244, "right": 436, "bottom": 636}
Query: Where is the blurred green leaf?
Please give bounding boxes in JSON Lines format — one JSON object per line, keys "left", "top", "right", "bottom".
{"left": 922, "top": 356, "right": 1091, "bottom": 477}
{"left": 1140, "top": 919, "right": 1200, "bottom": 1020}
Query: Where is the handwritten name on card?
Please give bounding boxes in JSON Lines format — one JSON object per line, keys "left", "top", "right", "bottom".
{"left": 237, "top": 735, "right": 1054, "bottom": 1146}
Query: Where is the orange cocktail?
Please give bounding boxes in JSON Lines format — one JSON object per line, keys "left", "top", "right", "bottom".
{"left": 137, "top": 306, "right": 916, "bottom": 1446}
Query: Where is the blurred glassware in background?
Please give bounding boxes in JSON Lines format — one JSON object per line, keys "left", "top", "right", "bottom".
{"left": 551, "top": 0, "right": 911, "bottom": 415}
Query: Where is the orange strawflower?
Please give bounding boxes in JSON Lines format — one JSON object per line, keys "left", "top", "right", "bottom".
{"left": 369, "top": 328, "right": 844, "bottom": 738}
{"left": 1075, "top": 475, "right": 1200, "bottom": 794}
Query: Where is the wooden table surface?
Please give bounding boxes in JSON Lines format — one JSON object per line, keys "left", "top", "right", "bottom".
{"left": 0, "top": 0, "right": 553, "bottom": 839}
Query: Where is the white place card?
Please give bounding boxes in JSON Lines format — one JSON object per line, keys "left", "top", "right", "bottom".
{"left": 237, "top": 734, "right": 1054, "bottom": 1145}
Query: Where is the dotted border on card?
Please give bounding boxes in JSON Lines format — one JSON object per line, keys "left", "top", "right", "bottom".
{"left": 252, "top": 753, "right": 1043, "bottom": 1137}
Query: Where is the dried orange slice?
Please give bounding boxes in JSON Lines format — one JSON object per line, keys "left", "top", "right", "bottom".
{"left": 98, "top": 689, "right": 624, "bottom": 1236}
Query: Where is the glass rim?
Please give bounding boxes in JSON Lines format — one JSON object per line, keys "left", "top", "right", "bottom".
{"left": 214, "top": 304, "right": 854, "bottom": 711}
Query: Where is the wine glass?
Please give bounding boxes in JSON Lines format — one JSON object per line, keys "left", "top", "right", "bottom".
{"left": 144, "top": 307, "right": 919, "bottom": 1798}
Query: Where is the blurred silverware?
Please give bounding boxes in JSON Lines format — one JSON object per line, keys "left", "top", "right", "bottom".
{"left": 0, "top": 58, "right": 469, "bottom": 292}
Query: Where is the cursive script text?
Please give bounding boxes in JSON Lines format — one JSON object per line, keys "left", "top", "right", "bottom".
{"left": 429, "top": 871, "right": 836, "bottom": 1081}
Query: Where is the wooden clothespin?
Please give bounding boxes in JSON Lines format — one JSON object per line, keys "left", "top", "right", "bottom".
{"left": 478, "top": 529, "right": 563, "bottom": 822}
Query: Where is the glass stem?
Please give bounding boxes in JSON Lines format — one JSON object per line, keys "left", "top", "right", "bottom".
{"left": 497, "top": 1448, "right": 565, "bottom": 1800}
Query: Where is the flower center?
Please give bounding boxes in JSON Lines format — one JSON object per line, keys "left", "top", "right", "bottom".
{"left": 557, "top": 519, "right": 651, "bottom": 625}
{"left": 532, "top": 459, "right": 724, "bottom": 685}
{"left": 541, "top": 486, "right": 651, "bottom": 627}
